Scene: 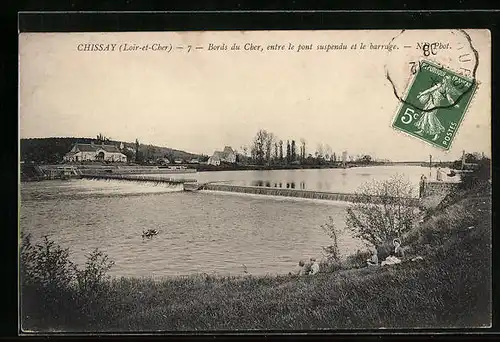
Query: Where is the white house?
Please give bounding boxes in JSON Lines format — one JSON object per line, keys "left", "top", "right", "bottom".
{"left": 208, "top": 146, "right": 236, "bottom": 166}
{"left": 207, "top": 155, "right": 221, "bottom": 166}
{"left": 63, "top": 142, "right": 127, "bottom": 162}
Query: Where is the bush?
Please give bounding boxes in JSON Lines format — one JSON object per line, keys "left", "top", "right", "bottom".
{"left": 73, "top": 249, "right": 115, "bottom": 325}
{"left": 346, "top": 175, "right": 420, "bottom": 248}
{"left": 20, "top": 234, "right": 75, "bottom": 290}
{"left": 74, "top": 248, "right": 114, "bottom": 296}
{"left": 321, "top": 216, "right": 341, "bottom": 262}
{"left": 20, "top": 234, "right": 77, "bottom": 326}
{"left": 20, "top": 233, "right": 114, "bottom": 330}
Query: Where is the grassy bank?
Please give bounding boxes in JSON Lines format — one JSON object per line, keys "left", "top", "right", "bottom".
{"left": 20, "top": 186, "right": 491, "bottom": 332}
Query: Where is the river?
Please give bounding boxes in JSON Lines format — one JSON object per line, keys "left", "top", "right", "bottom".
{"left": 143, "top": 165, "right": 455, "bottom": 194}
{"left": 19, "top": 166, "right": 444, "bottom": 278}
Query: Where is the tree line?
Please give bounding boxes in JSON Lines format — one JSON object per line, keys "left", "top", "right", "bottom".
{"left": 241, "top": 129, "right": 373, "bottom": 166}
{"left": 20, "top": 134, "right": 200, "bottom": 164}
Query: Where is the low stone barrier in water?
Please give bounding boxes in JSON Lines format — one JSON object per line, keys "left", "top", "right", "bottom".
{"left": 202, "top": 183, "right": 420, "bottom": 206}
{"left": 81, "top": 173, "right": 196, "bottom": 184}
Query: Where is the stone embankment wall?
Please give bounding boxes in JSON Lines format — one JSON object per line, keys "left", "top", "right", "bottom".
{"left": 422, "top": 181, "right": 459, "bottom": 198}
{"left": 419, "top": 181, "right": 460, "bottom": 210}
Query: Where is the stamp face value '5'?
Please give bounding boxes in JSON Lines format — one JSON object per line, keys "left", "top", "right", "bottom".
{"left": 392, "top": 60, "right": 477, "bottom": 150}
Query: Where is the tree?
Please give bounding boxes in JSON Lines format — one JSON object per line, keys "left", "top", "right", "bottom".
{"left": 291, "top": 140, "right": 296, "bottom": 162}
{"left": 325, "top": 144, "right": 333, "bottom": 160}
{"left": 96, "top": 133, "right": 111, "bottom": 144}
{"left": 274, "top": 142, "right": 279, "bottom": 161}
{"left": 199, "top": 154, "right": 209, "bottom": 163}
{"left": 465, "top": 152, "right": 482, "bottom": 163}
{"left": 452, "top": 152, "right": 485, "bottom": 170}
{"left": 357, "top": 155, "right": 372, "bottom": 164}
{"left": 286, "top": 140, "right": 291, "bottom": 163}
{"left": 333, "top": 152, "right": 337, "bottom": 163}
{"left": 279, "top": 140, "right": 284, "bottom": 162}
{"left": 240, "top": 145, "right": 249, "bottom": 158}
{"left": 135, "top": 139, "right": 142, "bottom": 164}
{"left": 317, "top": 143, "right": 324, "bottom": 159}
{"left": 345, "top": 175, "right": 419, "bottom": 247}
{"left": 264, "top": 133, "right": 275, "bottom": 165}
{"left": 121, "top": 148, "right": 135, "bottom": 163}
{"left": 251, "top": 130, "right": 273, "bottom": 165}
{"left": 459, "top": 156, "right": 491, "bottom": 190}
{"left": 300, "top": 138, "right": 306, "bottom": 160}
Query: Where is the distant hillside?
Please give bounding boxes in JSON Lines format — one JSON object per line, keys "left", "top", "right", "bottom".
{"left": 20, "top": 137, "right": 203, "bottom": 164}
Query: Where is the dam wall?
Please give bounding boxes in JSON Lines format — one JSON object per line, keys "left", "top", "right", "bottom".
{"left": 201, "top": 183, "right": 420, "bottom": 206}
{"left": 81, "top": 174, "right": 196, "bottom": 184}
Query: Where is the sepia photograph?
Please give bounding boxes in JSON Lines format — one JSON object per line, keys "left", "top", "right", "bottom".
{"left": 19, "top": 29, "right": 491, "bottom": 333}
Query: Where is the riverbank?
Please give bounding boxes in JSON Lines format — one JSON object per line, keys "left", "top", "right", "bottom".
{"left": 20, "top": 183, "right": 490, "bottom": 332}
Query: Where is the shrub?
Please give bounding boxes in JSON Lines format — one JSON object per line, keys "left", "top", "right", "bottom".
{"left": 73, "top": 249, "right": 115, "bottom": 324}
{"left": 19, "top": 233, "right": 114, "bottom": 330}
{"left": 321, "top": 216, "right": 341, "bottom": 262}
{"left": 74, "top": 248, "right": 114, "bottom": 296}
{"left": 20, "top": 233, "right": 75, "bottom": 290}
{"left": 345, "top": 175, "right": 420, "bottom": 247}
{"left": 20, "top": 233, "right": 77, "bottom": 326}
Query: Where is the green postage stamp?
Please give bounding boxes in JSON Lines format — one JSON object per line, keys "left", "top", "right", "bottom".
{"left": 392, "top": 60, "right": 477, "bottom": 150}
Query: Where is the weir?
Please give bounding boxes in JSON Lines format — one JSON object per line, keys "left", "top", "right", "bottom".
{"left": 78, "top": 175, "right": 421, "bottom": 206}
{"left": 200, "top": 183, "right": 421, "bottom": 206}
{"left": 80, "top": 173, "right": 196, "bottom": 185}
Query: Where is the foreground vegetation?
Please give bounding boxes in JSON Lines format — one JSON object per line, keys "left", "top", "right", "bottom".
{"left": 20, "top": 180, "right": 491, "bottom": 332}
{"left": 21, "top": 157, "right": 491, "bottom": 331}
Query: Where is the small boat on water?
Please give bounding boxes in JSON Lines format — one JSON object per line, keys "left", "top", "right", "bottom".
{"left": 142, "top": 229, "right": 159, "bottom": 238}
{"left": 447, "top": 170, "right": 457, "bottom": 177}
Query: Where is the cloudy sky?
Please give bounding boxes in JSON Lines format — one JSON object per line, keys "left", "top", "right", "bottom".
{"left": 19, "top": 30, "right": 490, "bottom": 161}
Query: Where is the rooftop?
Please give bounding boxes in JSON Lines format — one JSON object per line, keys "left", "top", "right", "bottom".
{"left": 72, "top": 143, "right": 123, "bottom": 153}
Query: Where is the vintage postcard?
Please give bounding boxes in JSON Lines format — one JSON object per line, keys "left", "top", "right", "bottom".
{"left": 19, "top": 29, "right": 491, "bottom": 333}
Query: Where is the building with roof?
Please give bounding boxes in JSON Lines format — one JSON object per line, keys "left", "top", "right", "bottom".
{"left": 63, "top": 142, "right": 127, "bottom": 162}
{"left": 208, "top": 146, "right": 236, "bottom": 166}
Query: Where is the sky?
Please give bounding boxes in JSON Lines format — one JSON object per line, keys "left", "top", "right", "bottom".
{"left": 19, "top": 30, "right": 491, "bottom": 161}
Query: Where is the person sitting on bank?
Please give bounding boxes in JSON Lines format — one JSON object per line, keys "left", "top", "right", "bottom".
{"left": 391, "top": 238, "right": 405, "bottom": 259}
{"left": 293, "top": 260, "right": 307, "bottom": 276}
{"left": 309, "top": 258, "right": 320, "bottom": 275}
{"left": 366, "top": 248, "right": 379, "bottom": 267}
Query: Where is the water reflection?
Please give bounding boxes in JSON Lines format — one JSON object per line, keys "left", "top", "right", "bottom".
{"left": 160, "top": 166, "right": 427, "bottom": 194}
{"left": 251, "top": 180, "right": 310, "bottom": 190}
{"left": 252, "top": 180, "right": 300, "bottom": 189}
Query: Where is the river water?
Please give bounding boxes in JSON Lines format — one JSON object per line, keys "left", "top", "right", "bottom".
{"left": 19, "top": 166, "right": 443, "bottom": 278}
{"left": 145, "top": 165, "right": 457, "bottom": 193}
